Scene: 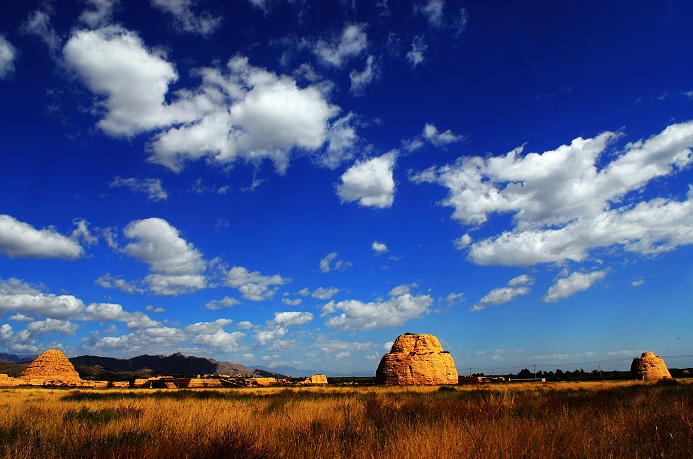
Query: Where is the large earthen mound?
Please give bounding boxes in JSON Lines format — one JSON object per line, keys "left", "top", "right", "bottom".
{"left": 630, "top": 352, "right": 671, "bottom": 380}
{"left": 20, "top": 349, "right": 83, "bottom": 385}
{"left": 376, "top": 333, "right": 458, "bottom": 385}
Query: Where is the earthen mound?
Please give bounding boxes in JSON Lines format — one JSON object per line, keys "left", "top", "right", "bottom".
{"left": 20, "top": 349, "right": 83, "bottom": 385}
{"left": 376, "top": 333, "right": 458, "bottom": 385}
{"left": 630, "top": 351, "right": 671, "bottom": 380}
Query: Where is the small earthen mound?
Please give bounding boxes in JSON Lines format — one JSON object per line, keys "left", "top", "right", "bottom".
{"left": 630, "top": 351, "right": 672, "bottom": 380}
{"left": 376, "top": 333, "right": 458, "bottom": 385}
{"left": 20, "top": 349, "right": 83, "bottom": 385}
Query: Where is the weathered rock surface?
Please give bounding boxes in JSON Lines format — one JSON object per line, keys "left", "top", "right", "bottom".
{"left": 302, "top": 374, "right": 328, "bottom": 385}
{"left": 376, "top": 333, "right": 458, "bottom": 385}
{"left": 20, "top": 349, "right": 84, "bottom": 385}
{"left": 630, "top": 352, "right": 672, "bottom": 380}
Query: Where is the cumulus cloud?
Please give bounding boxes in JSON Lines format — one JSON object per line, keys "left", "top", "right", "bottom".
{"left": 95, "top": 274, "right": 144, "bottom": 294}
{"left": 0, "top": 35, "right": 17, "bottom": 80}
{"left": 122, "top": 218, "right": 206, "bottom": 295}
{"left": 149, "top": 0, "right": 222, "bottom": 36}
{"left": 543, "top": 270, "right": 608, "bottom": 303}
{"left": 64, "top": 24, "right": 346, "bottom": 175}
{"left": 422, "top": 123, "right": 463, "bottom": 146}
{"left": 471, "top": 275, "right": 534, "bottom": 312}
{"left": 298, "top": 287, "right": 340, "bottom": 300}
{"left": 225, "top": 266, "right": 289, "bottom": 301}
{"left": 404, "top": 123, "right": 463, "bottom": 151}
{"left": 272, "top": 311, "right": 313, "bottom": 327}
{"left": 406, "top": 36, "right": 426, "bottom": 68}
{"left": 0, "top": 215, "right": 83, "bottom": 259}
{"left": 26, "top": 318, "right": 78, "bottom": 337}
{"left": 204, "top": 296, "right": 241, "bottom": 310}
{"left": 22, "top": 10, "right": 62, "bottom": 56}
{"left": 372, "top": 241, "right": 388, "bottom": 254}
{"left": 109, "top": 177, "right": 168, "bottom": 201}
{"left": 413, "top": 120, "right": 693, "bottom": 266}
{"left": 337, "top": 151, "right": 396, "bottom": 208}
{"left": 319, "top": 252, "right": 352, "bottom": 273}
{"left": 84, "top": 303, "right": 159, "bottom": 330}
{"left": 0, "top": 278, "right": 135, "bottom": 322}
{"left": 63, "top": 26, "right": 196, "bottom": 136}
{"left": 350, "top": 55, "right": 380, "bottom": 95}
{"left": 321, "top": 285, "right": 433, "bottom": 331}
{"left": 149, "top": 56, "right": 341, "bottom": 173}
{"left": 314, "top": 24, "right": 368, "bottom": 68}
{"left": 321, "top": 113, "right": 359, "bottom": 169}
{"left": 421, "top": 0, "right": 445, "bottom": 28}
{"left": 79, "top": 0, "right": 119, "bottom": 28}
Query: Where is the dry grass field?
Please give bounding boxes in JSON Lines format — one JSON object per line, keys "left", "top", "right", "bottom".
{"left": 1, "top": 379, "right": 691, "bottom": 458}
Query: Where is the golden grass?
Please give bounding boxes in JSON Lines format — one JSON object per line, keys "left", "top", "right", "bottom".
{"left": 1, "top": 379, "right": 691, "bottom": 458}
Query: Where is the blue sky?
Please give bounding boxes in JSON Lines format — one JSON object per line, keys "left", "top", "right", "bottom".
{"left": 1, "top": 0, "right": 692, "bottom": 375}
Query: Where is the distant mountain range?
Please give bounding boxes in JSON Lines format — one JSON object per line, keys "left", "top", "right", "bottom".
{"left": 0, "top": 352, "right": 38, "bottom": 363}
{"left": 0, "top": 351, "right": 375, "bottom": 379}
{"left": 0, "top": 351, "right": 296, "bottom": 379}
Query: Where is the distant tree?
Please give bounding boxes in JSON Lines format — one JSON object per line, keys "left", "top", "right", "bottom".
{"left": 518, "top": 368, "right": 532, "bottom": 378}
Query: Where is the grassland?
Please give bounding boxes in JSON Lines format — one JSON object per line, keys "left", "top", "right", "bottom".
{"left": 1, "top": 380, "right": 691, "bottom": 458}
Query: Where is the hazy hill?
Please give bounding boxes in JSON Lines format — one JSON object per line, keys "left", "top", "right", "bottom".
{"left": 0, "top": 352, "right": 37, "bottom": 363}
{"left": 0, "top": 351, "right": 292, "bottom": 379}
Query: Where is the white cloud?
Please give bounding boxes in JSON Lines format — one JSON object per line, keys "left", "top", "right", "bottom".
{"left": 109, "top": 177, "right": 168, "bottom": 201}
{"left": 337, "top": 151, "right": 396, "bottom": 208}
{"left": 84, "top": 303, "right": 160, "bottom": 330}
{"left": 122, "top": 218, "right": 206, "bottom": 295}
{"left": 22, "top": 10, "right": 61, "bottom": 56}
{"left": 322, "top": 285, "right": 433, "bottom": 331}
{"left": 406, "top": 36, "right": 426, "bottom": 68}
{"left": 95, "top": 274, "right": 144, "bottom": 294}
{"left": 282, "top": 297, "right": 302, "bottom": 306}
{"left": 64, "top": 25, "right": 343, "bottom": 175}
{"left": 421, "top": 0, "right": 445, "bottom": 28}
{"left": 543, "top": 270, "right": 608, "bottom": 303}
{"left": 350, "top": 55, "right": 380, "bottom": 95}
{"left": 471, "top": 275, "right": 533, "bottom": 312}
{"left": 185, "top": 318, "right": 233, "bottom": 335}
{"left": 0, "top": 215, "right": 83, "bottom": 259}
{"left": 150, "top": 56, "right": 340, "bottom": 173}
{"left": 204, "top": 296, "right": 241, "bottom": 310}
{"left": 314, "top": 24, "right": 368, "bottom": 68}
{"left": 422, "top": 123, "right": 463, "bottom": 146}
{"left": 403, "top": 123, "right": 463, "bottom": 151}
{"left": 8, "top": 313, "right": 33, "bottom": 322}
{"left": 254, "top": 327, "right": 287, "bottom": 345}
{"left": 237, "top": 321, "right": 253, "bottom": 330}
{"left": 319, "top": 252, "right": 352, "bottom": 273}
{"left": 413, "top": 120, "right": 693, "bottom": 266}
{"left": 63, "top": 26, "right": 197, "bottom": 137}
{"left": 149, "top": 0, "right": 222, "bottom": 37}
{"left": 79, "top": 0, "right": 118, "bottom": 28}
{"left": 312, "top": 287, "right": 340, "bottom": 300}
{"left": 26, "top": 318, "right": 78, "bottom": 337}
{"left": 0, "top": 278, "right": 93, "bottom": 320}
{"left": 372, "top": 241, "right": 388, "bottom": 254}
{"left": 445, "top": 292, "right": 464, "bottom": 305}
{"left": 225, "top": 266, "right": 289, "bottom": 301}
{"left": 192, "top": 330, "right": 245, "bottom": 352}
{"left": 321, "top": 113, "right": 359, "bottom": 169}
{"left": 272, "top": 311, "right": 313, "bottom": 327}
{"left": 0, "top": 34, "right": 17, "bottom": 80}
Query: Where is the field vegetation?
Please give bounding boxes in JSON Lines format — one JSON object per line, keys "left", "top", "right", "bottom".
{"left": 1, "top": 380, "right": 691, "bottom": 458}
